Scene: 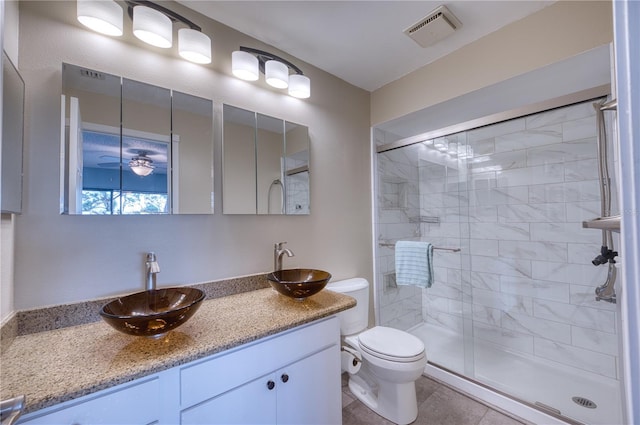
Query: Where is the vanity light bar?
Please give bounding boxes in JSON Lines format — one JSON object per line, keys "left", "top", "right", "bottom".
{"left": 76, "top": 0, "right": 211, "bottom": 65}
{"left": 232, "top": 47, "right": 311, "bottom": 99}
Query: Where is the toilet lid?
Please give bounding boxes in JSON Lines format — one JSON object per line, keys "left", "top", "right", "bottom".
{"left": 358, "top": 326, "right": 425, "bottom": 362}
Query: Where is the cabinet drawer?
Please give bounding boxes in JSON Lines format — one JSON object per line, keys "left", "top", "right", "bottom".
{"left": 19, "top": 377, "right": 160, "bottom": 425}
{"left": 180, "top": 316, "right": 339, "bottom": 408}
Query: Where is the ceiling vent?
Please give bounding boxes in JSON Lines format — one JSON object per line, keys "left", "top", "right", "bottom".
{"left": 404, "top": 5, "right": 462, "bottom": 48}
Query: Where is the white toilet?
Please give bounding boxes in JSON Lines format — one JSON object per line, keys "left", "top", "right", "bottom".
{"left": 326, "top": 278, "right": 427, "bottom": 425}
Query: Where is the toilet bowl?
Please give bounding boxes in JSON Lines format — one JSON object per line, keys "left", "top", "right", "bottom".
{"left": 326, "top": 278, "right": 427, "bottom": 425}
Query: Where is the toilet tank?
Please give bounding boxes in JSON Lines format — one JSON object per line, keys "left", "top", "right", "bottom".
{"left": 325, "top": 278, "right": 369, "bottom": 335}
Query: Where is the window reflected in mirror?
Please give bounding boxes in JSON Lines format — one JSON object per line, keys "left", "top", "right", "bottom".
{"left": 61, "top": 63, "right": 213, "bottom": 215}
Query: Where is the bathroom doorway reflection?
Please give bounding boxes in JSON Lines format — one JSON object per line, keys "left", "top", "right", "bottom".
{"left": 373, "top": 98, "right": 622, "bottom": 425}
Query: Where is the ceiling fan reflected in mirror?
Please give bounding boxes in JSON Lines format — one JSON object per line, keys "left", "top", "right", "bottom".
{"left": 97, "top": 149, "right": 162, "bottom": 177}
{"left": 128, "top": 151, "right": 155, "bottom": 176}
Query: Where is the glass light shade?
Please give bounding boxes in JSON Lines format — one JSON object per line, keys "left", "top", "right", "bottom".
{"left": 77, "top": 0, "right": 123, "bottom": 36}
{"left": 434, "top": 138, "right": 447, "bottom": 151}
{"left": 288, "top": 74, "right": 311, "bottom": 98}
{"left": 178, "top": 29, "right": 211, "bottom": 64}
{"left": 232, "top": 51, "right": 259, "bottom": 81}
{"left": 129, "top": 158, "right": 154, "bottom": 177}
{"left": 132, "top": 5, "right": 172, "bottom": 48}
{"left": 265, "top": 60, "right": 289, "bottom": 89}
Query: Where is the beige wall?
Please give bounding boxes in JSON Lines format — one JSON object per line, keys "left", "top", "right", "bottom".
{"left": 11, "top": 1, "right": 372, "bottom": 311}
{"left": 371, "top": 1, "right": 613, "bottom": 126}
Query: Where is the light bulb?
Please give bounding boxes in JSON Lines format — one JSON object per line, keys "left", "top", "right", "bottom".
{"left": 179, "top": 29, "right": 211, "bottom": 64}
{"left": 288, "top": 74, "right": 310, "bottom": 98}
{"left": 77, "top": 0, "right": 123, "bottom": 36}
{"left": 132, "top": 5, "right": 172, "bottom": 49}
{"left": 232, "top": 51, "right": 259, "bottom": 81}
{"left": 265, "top": 60, "right": 288, "bottom": 89}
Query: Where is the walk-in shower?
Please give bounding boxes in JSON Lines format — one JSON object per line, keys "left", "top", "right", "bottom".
{"left": 373, "top": 90, "right": 623, "bottom": 424}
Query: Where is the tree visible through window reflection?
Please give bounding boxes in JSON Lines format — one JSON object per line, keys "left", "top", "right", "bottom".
{"left": 82, "top": 190, "right": 167, "bottom": 214}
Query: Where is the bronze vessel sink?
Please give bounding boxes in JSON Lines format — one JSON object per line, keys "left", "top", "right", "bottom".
{"left": 100, "top": 287, "right": 205, "bottom": 338}
{"left": 267, "top": 269, "right": 331, "bottom": 301}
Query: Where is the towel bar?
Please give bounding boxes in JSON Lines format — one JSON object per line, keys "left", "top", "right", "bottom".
{"left": 378, "top": 242, "right": 460, "bottom": 252}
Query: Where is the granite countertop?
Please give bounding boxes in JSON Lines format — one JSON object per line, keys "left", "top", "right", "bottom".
{"left": 0, "top": 288, "right": 355, "bottom": 415}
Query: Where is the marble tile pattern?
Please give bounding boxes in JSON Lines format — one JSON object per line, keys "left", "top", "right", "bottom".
{"left": 285, "top": 156, "right": 310, "bottom": 214}
{"left": 375, "top": 100, "right": 620, "bottom": 380}
{"left": 376, "top": 143, "right": 425, "bottom": 331}
{"left": 0, "top": 286, "right": 355, "bottom": 415}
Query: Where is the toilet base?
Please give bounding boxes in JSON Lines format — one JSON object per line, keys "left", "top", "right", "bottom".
{"left": 348, "top": 369, "right": 419, "bottom": 425}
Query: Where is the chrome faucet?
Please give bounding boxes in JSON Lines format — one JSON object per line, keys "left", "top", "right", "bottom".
{"left": 274, "top": 242, "right": 294, "bottom": 271}
{"left": 145, "top": 252, "right": 160, "bottom": 291}
{"left": 0, "top": 395, "right": 25, "bottom": 425}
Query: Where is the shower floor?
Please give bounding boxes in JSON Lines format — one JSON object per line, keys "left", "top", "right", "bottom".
{"left": 409, "top": 323, "right": 623, "bottom": 425}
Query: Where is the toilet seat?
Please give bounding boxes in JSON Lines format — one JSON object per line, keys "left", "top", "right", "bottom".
{"left": 358, "top": 326, "right": 425, "bottom": 363}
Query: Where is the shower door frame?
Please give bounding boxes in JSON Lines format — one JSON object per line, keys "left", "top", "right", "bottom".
{"left": 375, "top": 85, "right": 610, "bottom": 155}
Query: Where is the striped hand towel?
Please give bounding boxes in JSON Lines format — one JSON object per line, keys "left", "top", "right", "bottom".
{"left": 395, "top": 241, "right": 434, "bottom": 288}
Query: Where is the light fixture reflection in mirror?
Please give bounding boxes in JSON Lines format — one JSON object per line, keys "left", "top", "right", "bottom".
{"left": 129, "top": 154, "right": 155, "bottom": 176}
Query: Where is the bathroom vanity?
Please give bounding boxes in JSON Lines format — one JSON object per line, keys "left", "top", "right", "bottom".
{"left": 0, "top": 287, "right": 355, "bottom": 425}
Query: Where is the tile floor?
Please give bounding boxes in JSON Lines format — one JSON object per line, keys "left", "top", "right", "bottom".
{"left": 341, "top": 373, "right": 529, "bottom": 425}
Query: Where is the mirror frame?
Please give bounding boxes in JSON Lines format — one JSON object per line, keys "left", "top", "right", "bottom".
{"left": 1, "top": 51, "right": 25, "bottom": 214}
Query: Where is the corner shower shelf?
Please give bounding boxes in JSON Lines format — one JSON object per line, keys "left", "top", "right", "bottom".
{"left": 582, "top": 215, "right": 621, "bottom": 232}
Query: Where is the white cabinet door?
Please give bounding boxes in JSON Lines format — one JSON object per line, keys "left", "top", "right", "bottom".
{"left": 182, "top": 346, "right": 341, "bottom": 425}
{"left": 18, "top": 377, "right": 160, "bottom": 425}
{"left": 181, "top": 373, "right": 277, "bottom": 424}
{"left": 276, "top": 346, "right": 341, "bottom": 425}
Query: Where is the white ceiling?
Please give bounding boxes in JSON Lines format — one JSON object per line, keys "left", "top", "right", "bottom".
{"left": 179, "top": 1, "right": 555, "bottom": 92}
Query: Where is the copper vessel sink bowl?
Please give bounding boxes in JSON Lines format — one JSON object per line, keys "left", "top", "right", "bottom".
{"left": 267, "top": 269, "right": 332, "bottom": 301}
{"left": 100, "top": 287, "right": 205, "bottom": 338}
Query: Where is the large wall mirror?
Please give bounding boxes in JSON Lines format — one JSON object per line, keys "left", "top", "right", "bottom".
{"left": 1, "top": 51, "right": 25, "bottom": 214}
{"left": 222, "top": 104, "right": 309, "bottom": 215}
{"left": 61, "top": 63, "right": 213, "bottom": 215}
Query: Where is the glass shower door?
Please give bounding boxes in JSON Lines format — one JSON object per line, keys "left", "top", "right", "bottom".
{"left": 374, "top": 98, "right": 623, "bottom": 425}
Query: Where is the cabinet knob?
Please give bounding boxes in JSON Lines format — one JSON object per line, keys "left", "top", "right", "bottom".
{"left": 267, "top": 380, "right": 275, "bottom": 390}
{"left": 281, "top": 373, "right": 289, "bottom": 383}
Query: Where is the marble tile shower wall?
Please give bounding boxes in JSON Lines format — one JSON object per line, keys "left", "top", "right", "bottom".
{"left": 376, "top": 143, "right": 424, "bottom": 330}
{"left": 419, "top": 101, "right": 619, "bottom": 379}
{"left": 286, "top": 171, "right": 310, "bottom": 214}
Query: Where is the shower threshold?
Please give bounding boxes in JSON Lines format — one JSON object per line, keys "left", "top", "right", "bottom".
{"left": 410, "top": 323, "right": 622, "bottom": 425}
